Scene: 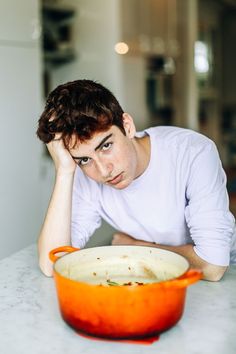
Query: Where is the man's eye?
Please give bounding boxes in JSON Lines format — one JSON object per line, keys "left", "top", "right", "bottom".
{"left": 79, "top": 157, "right": 90, "bottom": 166}
{"left": 102, "top": 142, "right": 112, "bottom": 151}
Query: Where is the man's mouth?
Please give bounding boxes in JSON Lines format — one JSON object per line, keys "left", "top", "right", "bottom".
{"left": 106, "top": 172, "right": 124, "bottom": 185}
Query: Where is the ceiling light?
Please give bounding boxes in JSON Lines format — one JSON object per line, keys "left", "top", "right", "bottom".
{"left": 114, "top": 42, "right": 129, "bottom": 55}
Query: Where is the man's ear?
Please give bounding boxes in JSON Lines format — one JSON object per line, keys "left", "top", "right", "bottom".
{"left": 122, "top": 113, "right": 136, "bottom": 138}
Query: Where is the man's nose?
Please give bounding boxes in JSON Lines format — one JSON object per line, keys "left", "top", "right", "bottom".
{"left": 96, "top": 160, "right": 113, "bottom": 178}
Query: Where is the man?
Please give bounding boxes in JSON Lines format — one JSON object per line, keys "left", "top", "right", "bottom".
{"left": 37, "top": 79, "right": 236, "bottom": 281}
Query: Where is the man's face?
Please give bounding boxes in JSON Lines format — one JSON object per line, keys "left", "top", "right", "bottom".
{"left": 69, "top": 117, "right": 138, "bottom": 189}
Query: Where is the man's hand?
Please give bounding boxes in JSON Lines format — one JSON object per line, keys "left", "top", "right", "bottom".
{"left": 112, "top": 232, "right": 144, "bottom": 245}
{"left": 46, "top": 134, "right": 76, "bottom": 175}
{"left": 112, "top": 232, "right": 134, "bottom": 245}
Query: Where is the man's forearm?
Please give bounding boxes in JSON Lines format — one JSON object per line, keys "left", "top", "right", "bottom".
{"left": 38, "top": 172, "right": 74, "bottom": 276}
{"left": 135, "top": 240, "right": 227, "bottom": 281}
{"left": 112, "top": 233, "right": 227, "bottom": 281}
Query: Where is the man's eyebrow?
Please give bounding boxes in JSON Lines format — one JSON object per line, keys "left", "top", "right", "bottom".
{"left": 95, "top": 133, "right": 112, "bottom": 151}
{"left": 71, "top": 133, "right": 113, "bottom": 159}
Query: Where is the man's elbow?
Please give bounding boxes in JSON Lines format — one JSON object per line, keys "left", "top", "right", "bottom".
{"left": 37, "top": 240, "right": 54, "bottom": 277}
{"left": 38, "top": 255, "right": 54, "bottom": 277}
{"left": 203, "top": 264, "right": 228, "bottom": 282}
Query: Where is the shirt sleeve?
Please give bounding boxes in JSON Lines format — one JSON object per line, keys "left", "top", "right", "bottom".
{"left": 184, "top": 140, "right": 235, "bottom": 266}
{"left": 71, "top": 167, "right": 102, "bottom": 248}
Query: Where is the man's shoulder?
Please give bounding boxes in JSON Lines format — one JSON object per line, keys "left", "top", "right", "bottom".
{"left": 146, "top": 125, "right": 213, "bottom": 151}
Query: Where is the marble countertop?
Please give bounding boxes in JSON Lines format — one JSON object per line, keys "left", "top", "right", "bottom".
{"left": 0, "top": 245, "right": 236, "bottom": 354}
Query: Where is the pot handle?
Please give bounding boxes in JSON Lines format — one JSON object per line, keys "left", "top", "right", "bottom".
{"left": 49, "top": 246, "right": 80, "bottom": 263}
{"left": 167, "top": 269, "right": 203, "bottom": 288}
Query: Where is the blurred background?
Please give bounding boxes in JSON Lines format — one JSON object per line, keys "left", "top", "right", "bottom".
{"left": 0, "top": 0, "right": 236, "bottom": 259}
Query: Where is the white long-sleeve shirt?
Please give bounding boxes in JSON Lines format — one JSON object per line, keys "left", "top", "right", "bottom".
{"left": 71, "top": 126, "right": 236, "bottom": 266}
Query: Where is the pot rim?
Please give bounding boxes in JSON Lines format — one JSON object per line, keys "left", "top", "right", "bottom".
{"left": 50, "top": 245, "right": 202, "bottom": 288}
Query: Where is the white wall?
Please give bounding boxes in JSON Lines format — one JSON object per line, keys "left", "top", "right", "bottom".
{"left": 0, "top": 0, "right": 44, "bottom": 259}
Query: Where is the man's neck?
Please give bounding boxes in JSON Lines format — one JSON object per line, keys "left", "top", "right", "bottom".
{"left": 133, "top": 134, "right": 151, "bottom": 178}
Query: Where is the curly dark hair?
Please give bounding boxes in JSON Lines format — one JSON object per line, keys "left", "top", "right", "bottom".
{"left": 36, "top": 80, "right": 125, "bottom": 148}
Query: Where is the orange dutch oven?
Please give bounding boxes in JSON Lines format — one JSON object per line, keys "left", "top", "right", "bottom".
{"left": 49, "top": 245, "right": 202, "bottom": 339}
